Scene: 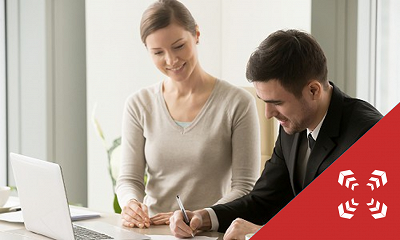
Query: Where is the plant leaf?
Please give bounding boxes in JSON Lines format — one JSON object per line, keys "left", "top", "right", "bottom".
{"left": 113, "top": 194, "right": 122, "bottom": 213}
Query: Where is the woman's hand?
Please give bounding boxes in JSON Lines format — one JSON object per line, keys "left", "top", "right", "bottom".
{"left": 150, "top": 212, "right": 173, "bottom": 225}
{"left": 121, "top": 199, "right": 151, "bottom": 228}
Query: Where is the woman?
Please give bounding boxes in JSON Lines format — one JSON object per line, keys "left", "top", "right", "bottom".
{"left": 116, "top": 0, "right": 260, "bottom": 229}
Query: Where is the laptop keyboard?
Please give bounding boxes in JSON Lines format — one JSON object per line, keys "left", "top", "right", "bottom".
{"left": 73, "top": 224, "right": 114, "bottom": 239}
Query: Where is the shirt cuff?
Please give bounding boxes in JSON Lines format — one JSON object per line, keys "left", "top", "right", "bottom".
{"left": 205, "top": 208, "right": 219, "bottom": 231}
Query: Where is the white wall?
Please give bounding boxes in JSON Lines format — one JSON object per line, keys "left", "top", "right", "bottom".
{"left": 86, "top": 0, "right": 311, "bottom": 212}
{"left": 220, "top": 0, "right": 312, "bottom": 83}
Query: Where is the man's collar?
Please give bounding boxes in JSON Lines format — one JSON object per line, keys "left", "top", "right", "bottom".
{"left": 307, "top": 113, "right": 327, "bottom": 141}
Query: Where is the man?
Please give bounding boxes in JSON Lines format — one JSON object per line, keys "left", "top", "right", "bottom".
{"left": 169, "top": 29, "right": 383, "bottom": 240}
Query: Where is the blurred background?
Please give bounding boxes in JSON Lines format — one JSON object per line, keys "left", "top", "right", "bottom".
{"left": 1, "top": 0, "right": 399, "bottom": 213}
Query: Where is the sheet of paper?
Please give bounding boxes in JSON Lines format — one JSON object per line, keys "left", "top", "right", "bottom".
{"left": 0, "top": 206, "right": 20, "bottom": 214}
{"left": 148, "top": 235, "right": 217, "bottom": 240}
{"left": 2, "top": 197, "right": 20, "bottom": 208}
{"left": 0, "top": 206, "right": 101, "bottom": 223}
{"left": 69, "top": 207, "right": 101, "bottom": 221}
{"left": 0, "top": 196, "right": 21, "bottom": 214}
{"left": 0, "top": 211, "right": 22, "bottom": 223}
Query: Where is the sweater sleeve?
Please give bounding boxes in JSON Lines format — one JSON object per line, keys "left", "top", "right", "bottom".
{"left": 115, "top": 93, "right": 147, "bottom": 208}
{"left": 214, "top": 88, "right": 261, "bottom": 205}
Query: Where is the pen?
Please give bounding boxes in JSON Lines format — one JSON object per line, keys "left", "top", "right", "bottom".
{"left": 10, "top": 207, "right": 21, "bottom": 212}
{"left": 176, "top": 195, "right": 194, "bottom": 238}
{"left": 0, "top": 207, "right": 21, "bottom": 214}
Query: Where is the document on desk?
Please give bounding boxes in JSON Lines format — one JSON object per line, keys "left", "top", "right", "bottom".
{"left": 148, "top": 235, "right": 217, "bottom": 240}
{"left": 0, "top": 197, "right": 20, "bottom": 214}
{"left": 0, "top": 207, "right": 101, "bottom": 223}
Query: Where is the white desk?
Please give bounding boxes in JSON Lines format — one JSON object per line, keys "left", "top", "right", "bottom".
{"left": 0, "top": 198, "right": 223, "bottom": 239}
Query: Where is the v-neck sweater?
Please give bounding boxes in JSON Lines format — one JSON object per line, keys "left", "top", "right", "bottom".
{"left": 116, "top": 79, "right": 260, "bottom": 216}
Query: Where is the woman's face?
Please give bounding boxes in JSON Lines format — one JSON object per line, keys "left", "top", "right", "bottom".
{"left": 145, "top": 23, "right": 200, "bottom": 82}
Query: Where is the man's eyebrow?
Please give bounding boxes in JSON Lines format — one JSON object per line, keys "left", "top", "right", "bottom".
{"left": 256, "top": 94, "right": 282, "bottom": 104}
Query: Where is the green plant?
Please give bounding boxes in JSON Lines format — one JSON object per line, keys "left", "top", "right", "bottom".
{"left": 92, "top": 105, "right": 122, "bottom": 213}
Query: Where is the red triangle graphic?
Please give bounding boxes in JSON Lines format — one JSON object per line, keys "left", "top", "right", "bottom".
{"left": 252, "top": 103, "right": 400, "bottom": 239}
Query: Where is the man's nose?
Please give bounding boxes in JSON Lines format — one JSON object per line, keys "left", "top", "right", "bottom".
{"left": 265, "top": 103, "right": 278, "bottom": 119}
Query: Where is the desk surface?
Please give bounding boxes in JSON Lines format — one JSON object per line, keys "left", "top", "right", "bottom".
{"left": 0, "top": 206, "right": 223, "bottom": 239}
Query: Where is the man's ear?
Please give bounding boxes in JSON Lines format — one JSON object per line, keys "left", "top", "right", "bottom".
{"left": 308, "top": 80, "right": 322, "bottom": 100}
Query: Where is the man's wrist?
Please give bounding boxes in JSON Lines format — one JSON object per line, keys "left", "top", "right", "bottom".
{"left": 194, "top": 209, "right": 212, "bottom": 231}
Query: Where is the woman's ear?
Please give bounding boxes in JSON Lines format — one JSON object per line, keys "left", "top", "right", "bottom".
{"left": 195, "top": 25, "right": 200, "bottom": 44}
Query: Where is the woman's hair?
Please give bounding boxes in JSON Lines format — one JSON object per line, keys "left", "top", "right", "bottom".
{"left": 140, "top": 0, "right": 197, "bottom": 45}
{"left": 246, "top": 29, "right": 328, "bottom": 98}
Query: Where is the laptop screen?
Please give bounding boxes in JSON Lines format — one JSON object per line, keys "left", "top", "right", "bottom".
{"left": 10, "top": 153, "right": 79, "bottom": 239}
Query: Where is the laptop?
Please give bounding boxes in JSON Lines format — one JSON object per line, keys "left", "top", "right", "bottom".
{"left": 10, "top": 152, "right": 150, "bottom": 240}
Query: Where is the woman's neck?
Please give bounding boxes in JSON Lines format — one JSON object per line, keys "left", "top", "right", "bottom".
{"left": 163, "top": 68, "right": 215, "bottom": 97}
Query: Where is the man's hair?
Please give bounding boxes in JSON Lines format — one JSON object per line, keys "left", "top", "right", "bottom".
{"left": 246, "top": 29, "right": 328, "bottom": 97}
{"left": 140, "top": 0, "right": 197, "bottom": 45}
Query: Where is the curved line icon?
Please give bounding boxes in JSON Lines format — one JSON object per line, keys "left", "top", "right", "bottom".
{"left": 366, "top": 183, "right": 374, "bottom": 191}
{"left": 338, "top": 170, "right": 354, "bottom": 185}
{"left": 372, "top": 170, "right": 387, "bottom": 185}
{"left": 367, "top": 170, "right": 387, "bottom": 191}
{"left": 367, "top": 198, "right": 375, "bottom": 206}
{"left": 368, "top": 200, "right": 380, "bottom": 212}
{"left": 351, "top": 183, "right": 359, "bottom": 191}
{"left": 372, "top": 203, "right": 388, "bottom": 219}
{"left": 338, "top": 170, "right": 358, "bottom": 191}
{"left": 338, "top": 198, "right": 358, "bottom": 219}
{"left": 338, "top": 170, "right": 388, "bottom": 219}
{"left": 345, "top": 177, "right": 356, "bottom": 188}
{"left": 367, "top": 198, "right": 388, "bottom": 219}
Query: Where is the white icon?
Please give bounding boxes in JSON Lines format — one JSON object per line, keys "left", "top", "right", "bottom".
{"left": 367, "top": 170, "right": 387, "bottom": 191}
{"left": 338, "top": 170, "right": 359, "bottom": 191}
{"left": 338, "top": 198, "right": 359, "bottom": 219}
{"left": 367, "top": 198, "right": 388, "bottom": 219}
{"left": 337, "top": 170, "right": 388, "bottom": 219}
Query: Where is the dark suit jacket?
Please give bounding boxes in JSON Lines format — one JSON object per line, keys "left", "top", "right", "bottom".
{"left": 211, "top": 83, "right": 383, "bottom": 232}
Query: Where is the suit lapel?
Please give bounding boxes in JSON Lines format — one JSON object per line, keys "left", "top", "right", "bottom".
{"left": 303, "top": 136, "right": 335, "bottom": 186}
{"left": 303, "top": 83, "right": 344, "bottom": 187}
{"left": 288, "top": 131, "right": 302, "bottom": 194}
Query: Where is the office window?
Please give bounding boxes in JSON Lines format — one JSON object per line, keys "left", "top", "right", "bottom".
{"left": 1, "top": 0, "right": 7, "bottom": 186}
{"left": 375, "top": 0, "right": 400, "bottom": 115}
{"left": 357, "top": 0, "right": 400, "bottom": 115}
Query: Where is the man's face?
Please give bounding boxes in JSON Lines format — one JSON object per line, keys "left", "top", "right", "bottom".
{"left": 254, "top": 80, "right": 317, "bottom": 135}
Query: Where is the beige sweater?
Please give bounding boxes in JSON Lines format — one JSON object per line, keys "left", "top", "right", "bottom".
{"left": 116, "top": 79, "right": 260, "bottom": 216}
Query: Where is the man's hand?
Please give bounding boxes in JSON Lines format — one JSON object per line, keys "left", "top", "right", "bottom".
{"left": 223, "top": 218, "right": 262, "bottom": 240}
{"left": 169, "top": 210, "right": 204, "bottom": 238}
{"left": 121, "top": 199, "right": 151, "bottom": 228}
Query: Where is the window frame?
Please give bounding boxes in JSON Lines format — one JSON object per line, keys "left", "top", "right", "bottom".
{"left": 1, "top": 0, "right": 7, "bottom": 186}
